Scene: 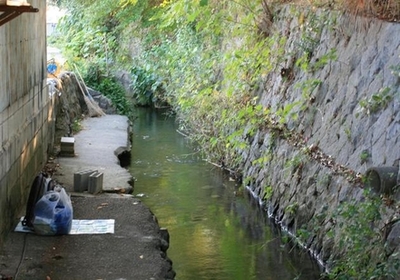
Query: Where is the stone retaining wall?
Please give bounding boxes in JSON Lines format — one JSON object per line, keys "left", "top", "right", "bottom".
{"left": 243, "top": 6, "right": 400, "bottom": 270}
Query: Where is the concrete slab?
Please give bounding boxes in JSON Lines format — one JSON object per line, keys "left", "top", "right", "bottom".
{"left": 54, "top": 115, "right": 133, "bottom": 193}
{"left": 0, "top": 196, "right": 174, "bottom": 280}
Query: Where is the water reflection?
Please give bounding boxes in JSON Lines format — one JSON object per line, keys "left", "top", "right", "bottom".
{"left": 130, "top": 107, "right": 321, "bottom": 280}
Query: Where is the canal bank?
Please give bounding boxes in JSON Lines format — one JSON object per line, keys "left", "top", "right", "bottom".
{"left": 0, "top": 115, "right": 175, "bottom": 280}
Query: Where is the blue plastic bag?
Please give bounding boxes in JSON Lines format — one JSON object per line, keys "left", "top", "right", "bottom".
{"left": 33, "top": 188, "right": 73, "bottom": 235}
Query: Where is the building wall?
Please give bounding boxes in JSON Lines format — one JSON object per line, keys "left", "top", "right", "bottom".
{"left": 0, "top": 0, "right": 53, "bottom": 246}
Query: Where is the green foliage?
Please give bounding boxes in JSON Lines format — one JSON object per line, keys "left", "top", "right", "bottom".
{"left": 284, "top": 154, "right": 304, "bottom": 170}
{"left": 297, "top": 206, "right": 327, "bottom": 242}
{"left": 295, "top": 79, "right": 322, "bottom": 100}
{"left": 129, "top": 0, "right": 280, "bottom": 170}
{"left": 285, "top": 202, "right": 299, "bottom": 215}
{"left": 390, "top": 62, "right": 400, "bottom": 77}
{"left": 130, "top": 66, "right": 164, "bottom": 106}
{"left": 344, "top": 126, "right": 351, "bottom": 140}
{"left": 53, "top": 0, "right": 161, "bottom": 118}
{"left": 359, "top": 150, "right": 370, "bottom": 164}
{"left": 295, "top": 10, "right": 327, "bottom": 59}
{"left": 253, "top": 154, "right": 272, "bottom": 167}
{"left": 71, "top": 118, "right": 82, "bottom": 133}
{"left": 326, "top": 190, "right": 399, "bottom": 279}
{"left": 263, "top": 185, "right": 273, "bottom": 200}
{"left": 100, "top": 79, "right": 131, "bottom": 115}
{"left": 56, "top": 8, "right": 117, "bottom": 68}
{"left": 317, "top": 174, "right": 332, "bottom": 187}
{"left": 312, "top": 49, "right": 337, "bottom": 70}
{"left": 358, "top": 87, "right": 393, "bottom": 115}
{"left": 296, "top": 49, "right": 337, "bottom": 73}
{"left": 85, "top": 71, "right": 132, "bottom": 116}
{"left": 243, "top": 176, "right": 254, "bottom": 187}
{"left": 275, "top": 101, "right": 302, "bottom": 125}
{"left": 297, "top": 191, "right": 399, "bottom": 279}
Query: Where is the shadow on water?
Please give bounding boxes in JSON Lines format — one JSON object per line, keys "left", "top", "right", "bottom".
{"left": 129, "top": 107, "right": 322, "bottom": 280}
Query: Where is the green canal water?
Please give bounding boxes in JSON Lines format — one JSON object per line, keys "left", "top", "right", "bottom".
{"left": 129, "top": 107, "right": 322, "bottom": 280}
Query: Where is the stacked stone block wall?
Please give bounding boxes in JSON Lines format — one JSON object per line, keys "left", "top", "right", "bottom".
{"left": 243, "top": 7, "right": 400, "bottom": 268}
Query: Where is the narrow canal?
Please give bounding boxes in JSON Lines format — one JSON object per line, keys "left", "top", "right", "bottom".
{"left": 130, "top": 107, "right": 322, "bottom": 280}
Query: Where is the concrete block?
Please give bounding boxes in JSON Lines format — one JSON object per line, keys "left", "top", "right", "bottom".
{"left": 88, "top": 172, "right": 103, "bottom": 194}
{"left": 61, "top": 137, "right": 74, "bottom": 145}
{"left": 74, "top": 169, "right": 97, "bottom": 192}
{"left": 60, "top": 137, "right": 75, "bottom": 157}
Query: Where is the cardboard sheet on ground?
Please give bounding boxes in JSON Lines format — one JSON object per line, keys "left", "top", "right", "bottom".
{"left": 15, "top": 218, "right": 115, "bottom": 234}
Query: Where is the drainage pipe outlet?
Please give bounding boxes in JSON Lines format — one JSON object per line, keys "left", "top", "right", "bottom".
{"left": 365, "top": 166, "right": 399, "bottom": 195}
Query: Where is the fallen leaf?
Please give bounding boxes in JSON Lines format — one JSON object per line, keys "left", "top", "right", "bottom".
{"left": 97, "top": 202, "right": 109, "bottom": 210}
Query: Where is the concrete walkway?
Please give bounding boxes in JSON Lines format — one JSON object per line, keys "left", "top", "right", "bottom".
{"left": 55, "top": 115, "right": 133, "bottom": 194}
{"left": 0, "top": 115, "right": 175, "bottom": 280}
